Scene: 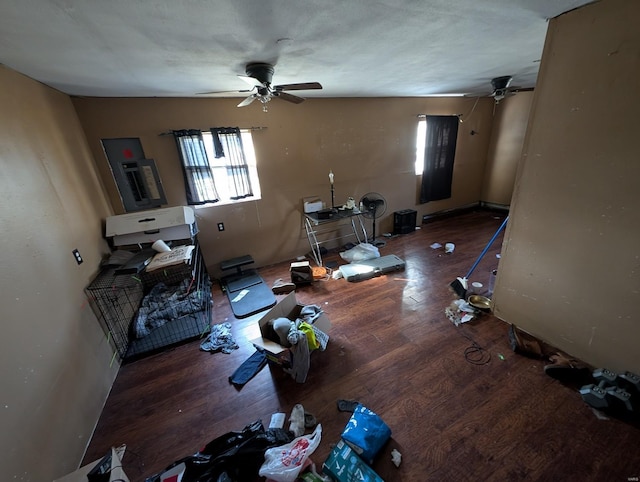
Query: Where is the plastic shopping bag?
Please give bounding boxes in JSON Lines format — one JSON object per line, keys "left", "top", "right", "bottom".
{"left": 339, "top": 243, "right": 380, "bottom": 263}
{"left": 258, "top": 424, "right": 322, "bottom": 482}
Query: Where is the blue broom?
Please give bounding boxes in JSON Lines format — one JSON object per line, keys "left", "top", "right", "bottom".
{"left": 450, "top": 216, "right": 509, "bottom": 299}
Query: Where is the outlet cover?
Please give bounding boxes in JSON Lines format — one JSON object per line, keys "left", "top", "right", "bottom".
{"left": 72, "top": 249, "right": 83, "bottom": 265}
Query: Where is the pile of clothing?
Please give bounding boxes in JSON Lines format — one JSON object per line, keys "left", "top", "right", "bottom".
{"left": 133, "top": 278, "right": 211, "bottom": 338}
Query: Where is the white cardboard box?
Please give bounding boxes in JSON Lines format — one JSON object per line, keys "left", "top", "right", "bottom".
{"left": 251, "top": 292, "right": 331, "bottom": 365}
{"left": 105, "top": 206, "right": 197, "bottom": 246}
{"left": 54, "top": 446, "right": 129, "bottom": 482}
{"left": 303, "top": 196, "right": 324, "bottom": 214}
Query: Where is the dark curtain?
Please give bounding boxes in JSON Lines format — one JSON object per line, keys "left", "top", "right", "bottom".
{"left": 172, "top": 129, "right": 220, "bottom": 205}
{"left": 210, "top": 127, "right": 254, "bottom": 200}
{"left": 419, "top": 115, "right": 459, "bottom": 203}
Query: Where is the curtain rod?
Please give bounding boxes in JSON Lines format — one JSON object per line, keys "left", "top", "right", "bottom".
{"left": 158, "top": 126, "right": 267, "bottom": 136}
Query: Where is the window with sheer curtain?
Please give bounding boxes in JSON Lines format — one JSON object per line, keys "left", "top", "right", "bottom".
{"left": 172, "top": 128, "right": 261, "bottom": 206}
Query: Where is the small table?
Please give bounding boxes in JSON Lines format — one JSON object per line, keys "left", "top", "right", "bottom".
{"left": 304, "top": 209, "right": 368, "bottom": 266}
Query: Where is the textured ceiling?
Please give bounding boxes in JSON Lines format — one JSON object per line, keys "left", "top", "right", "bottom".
{"left": 0, "top": 0, "right": 593, "bottom": 99}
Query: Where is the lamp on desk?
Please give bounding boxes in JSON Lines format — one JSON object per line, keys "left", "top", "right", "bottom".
{"left": 329, "top": 169, "right": 335, "bottom": 209}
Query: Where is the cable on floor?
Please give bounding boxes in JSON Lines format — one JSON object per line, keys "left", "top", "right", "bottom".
{"left": 457, "top": 328, "right": 492, "bottom": 365}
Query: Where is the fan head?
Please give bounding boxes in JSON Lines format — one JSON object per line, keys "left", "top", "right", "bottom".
{"left": 490, "top": 75, "right": 513, "bottom": 103}
{"left": 359, "top": 192, "right": 387, "bottom": 219}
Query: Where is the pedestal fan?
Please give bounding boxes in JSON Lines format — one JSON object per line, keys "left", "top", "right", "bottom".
{"left": 359, "top": 192, "right": 387, "bottom": 247}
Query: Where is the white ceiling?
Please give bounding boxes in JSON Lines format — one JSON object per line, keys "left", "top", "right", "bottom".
{"left": 0, "top": 0, "right": 593, "bottom": 99}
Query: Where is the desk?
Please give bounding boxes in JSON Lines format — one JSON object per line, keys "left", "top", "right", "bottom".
{"left": 304, "top": 209, "right": 368, "bottom": 266}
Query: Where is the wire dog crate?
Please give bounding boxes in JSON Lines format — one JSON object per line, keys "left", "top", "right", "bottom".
{"left": 86, "top": 239, "right": 211, "bottom": 362}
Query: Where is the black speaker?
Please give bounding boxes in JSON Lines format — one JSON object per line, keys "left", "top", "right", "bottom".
{"left": 393, "top": 209, "right": 417, "bottom": 235}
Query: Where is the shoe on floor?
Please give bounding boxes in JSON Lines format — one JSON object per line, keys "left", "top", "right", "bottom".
{"left": 304, "top": 411, "right": 317, "bottom": 428}
{"left": 544, "top": 352, "right": 593, "bottom": 386}
{"left": 336, "top": 399, "right": 360, "bottom": 412}
{"left": 289, "top": 403, "right": 305, "bottom": 437}
{"left": 508, "top": 325, "right": 544, "bottom": 358}
{"left": 272, "top": 278, "right": 296, "bottom": 295}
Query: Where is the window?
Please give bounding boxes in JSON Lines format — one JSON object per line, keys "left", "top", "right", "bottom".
{"left": 415, "top": 119, "right": 427, "bottom": 175}
{"left": 173, "top": 128, "right": 262, "bottom": 206}
{"left": 202, "top": 130, "right": 261, "bottom": 203}
{"left": 419, "top": 115, "right": 459, "bottom": 203}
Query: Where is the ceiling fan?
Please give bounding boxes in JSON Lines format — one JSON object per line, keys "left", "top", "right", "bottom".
{"left": 489, "top": 75, "right": 517, "bottom": 103}
{"left": 459, "top": 75, "right": 533, "bottom": 122}
{"left": 465, "top": 75, "right": 529, "bottom": 104}
{"left": 487, "top": 75, "right": 535, "bottom": 103}
{"left": 201, "top": 63, "right": 322, "bottom": 112}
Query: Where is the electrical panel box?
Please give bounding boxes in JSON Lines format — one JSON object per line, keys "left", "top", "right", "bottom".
{"left": 102, "top": 137, "right": 167, "bottom": 212}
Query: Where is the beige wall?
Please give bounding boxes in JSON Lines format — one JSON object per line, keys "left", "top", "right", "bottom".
{"left": 0, "top": 66, "right": 118, "bottom": 480}
{"left": 494, "top": 0, "right": 640, "bottom": 373}
{"left": 482, "top": 91, "right": 534, "bottom": 205}
{"left": 72, "top": 96, "right": 496, "bottom": 278}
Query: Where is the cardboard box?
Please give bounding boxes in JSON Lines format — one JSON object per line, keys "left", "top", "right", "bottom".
{"left": 251, "top": 292, "right": 331, "bottom": 366}
{"left": 322, "top": 439, "right": 384, "bottom": 482}
{"left": 290, "top": 261, "right": 313, "bottom": 284}
{"left": 105, "top": 206, "right": 197, "bottom": 246}
{"left": 54, "top": 446, "right": 129, "bottom": 482}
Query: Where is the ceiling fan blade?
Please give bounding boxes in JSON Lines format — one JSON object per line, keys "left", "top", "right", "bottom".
{"left": 237, "top": 94, "right": 257, "bottom": 107}
{"left": 197, "top": 89, "right": 253, "bottom": 95}
{"left": 274, "top": 82, "right": 323, "bottom": 91}
{"left": 275, "top": 91, "right": 305, "bottom": 104}
{"left": 238, "top": 75, "right": 265, "bottom": 88}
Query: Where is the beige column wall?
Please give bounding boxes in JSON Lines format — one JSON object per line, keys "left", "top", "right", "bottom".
{"left": 482, "top": 91, "right": 534, "bottom": 206}
{"left": 493, "top": 0, "right": 640, "bottom": 373}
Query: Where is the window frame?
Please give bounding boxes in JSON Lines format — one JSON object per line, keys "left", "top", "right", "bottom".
{"left": 180, "top": 129, "right": 262, "bottom": 208}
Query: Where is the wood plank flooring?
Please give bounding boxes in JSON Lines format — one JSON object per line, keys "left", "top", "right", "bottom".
{"left": 83, "top": 210, "right": 640, "bottom": 481}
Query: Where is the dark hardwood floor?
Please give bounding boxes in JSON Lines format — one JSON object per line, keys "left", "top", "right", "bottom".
{"left": 83, "top": 210, "right": 640, "bottom": 481}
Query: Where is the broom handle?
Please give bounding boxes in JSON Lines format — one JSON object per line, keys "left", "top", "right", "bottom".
{"left": 464, "top": 216, "right": 509, "bottom": 279}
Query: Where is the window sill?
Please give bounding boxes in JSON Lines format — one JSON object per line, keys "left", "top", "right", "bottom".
{"left": 192, "top": 195, "right": 262, "bottom": 209}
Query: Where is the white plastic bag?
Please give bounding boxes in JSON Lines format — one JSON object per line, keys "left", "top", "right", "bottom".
{"left": 258, "top": 424, "right": 322, "bottom": 482}
{"left": 339, "top": 243, "right": 380, "bottom": 263}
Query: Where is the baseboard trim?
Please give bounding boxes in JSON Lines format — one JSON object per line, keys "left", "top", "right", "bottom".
{"left": 422, "top": 202, "right": 510, "bottom": 224}
{"left": 479, "top": 201, "right": 510, "bottom": 212}
{"left": 422, "top": 203, "right": 480, "bottom": 224}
